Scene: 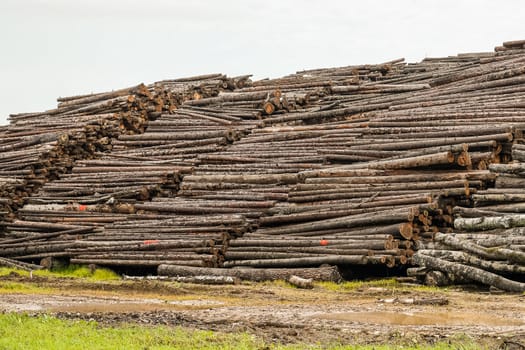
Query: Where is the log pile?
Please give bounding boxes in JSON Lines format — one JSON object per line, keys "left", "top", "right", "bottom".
{"left": 0, "top": 75, "right": 237, "bottom": 259}
{"left": 1, "top": 41, "right": 525, "bottom": 289}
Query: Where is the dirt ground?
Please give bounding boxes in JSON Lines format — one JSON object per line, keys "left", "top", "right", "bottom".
{"left": 1, "top": 274, "right": 524, "bottom": 347}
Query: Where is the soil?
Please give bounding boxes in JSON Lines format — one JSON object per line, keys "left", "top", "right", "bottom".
{"left": 1, "top": 275, "right": 524, "bottom": 347}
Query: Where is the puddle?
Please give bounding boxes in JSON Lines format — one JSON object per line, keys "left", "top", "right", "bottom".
{"left": 168, "top": 300, "right": 224, "bottom": 306}
{"left": 314, "top": 311, "right": 524, "bottom": 326}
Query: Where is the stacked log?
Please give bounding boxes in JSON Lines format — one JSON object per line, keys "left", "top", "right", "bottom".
{"left": 110, "top": 108, "right": 252, "bottom": 167}
{"left": 67, "top": 214, "right": 248, "bottom": 267}
{"left": 0, "top": 222, "right": 97, "bottom": 260}
{"left": 414, "top": 160, "right": 525, "bottom": 291}
{"left": 0, "top": 75, "right": 235, "bottom": 219}
{"left": 0, "top": 75, "right": 236, "bottom": 260}
{"left": 130, "top": 172, "right": 295, "bottom": 268}
{"left": 222, "top": 166, "right": 487, "bottom": 268}
{"left": 58, "top": 100, "right": 270, "bottom": 267}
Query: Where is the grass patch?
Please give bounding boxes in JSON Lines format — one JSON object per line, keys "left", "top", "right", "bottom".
{"left": 0, "top": 281, "right": 51, "bottom": 293}
{"left": 35, "top": 264, "right": 120, "bottom": 281}
{"left": 0, "top": 265, "right": 120, "bottom": 294}
{"left": 316, "top": 278, "right": 399, "bottom": 292}
{"left": 259, "top": 279, "right": 295, "bottom": 289}
{"left": 0, "top": 267, "right": 30, "bottom": 277}
{"left": 0, "top": 313, "right": 489, "bottom": 350}
{"left": 316, "top": 279, "right": 448, "bottom": 294}
{"left": 0, "top": 313, "right": 260, "bottom": 350}
{"left": 0, "top": 265, "right": 119, "bottom": 281}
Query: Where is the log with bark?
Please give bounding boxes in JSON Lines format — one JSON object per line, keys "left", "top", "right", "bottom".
{"left": 157, "top": 264, "right": 342, "bottom": 282}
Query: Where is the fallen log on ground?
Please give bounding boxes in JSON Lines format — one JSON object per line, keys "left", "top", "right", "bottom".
{"left": 158, "top": 264, "right": 342, "bottom": 282}
{"left": 123, "top": 274, "right": 240, "bottom": 285}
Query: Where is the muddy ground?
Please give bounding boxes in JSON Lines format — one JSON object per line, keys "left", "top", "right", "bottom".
{"left": 0, "top": 274, "right": 524, "bottom": 347}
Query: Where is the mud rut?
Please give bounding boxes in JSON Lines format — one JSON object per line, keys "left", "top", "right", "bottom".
{"left": 0, "top": 276, "right": 524, "bottom": 346}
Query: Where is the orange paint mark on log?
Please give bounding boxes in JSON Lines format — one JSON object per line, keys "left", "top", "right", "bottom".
{"left": 144, "top": 240, "right": 160, "bottom": 245}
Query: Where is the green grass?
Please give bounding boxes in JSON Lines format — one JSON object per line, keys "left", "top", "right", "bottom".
{"left": 316, "top": 278, "right": 400, "bottom": 291}
{"left": 316, "top": 279, "right": 448, "bottom": 294}
{"left": 35, "top": 264, "right": 120, "bottom": 280}
{"left": 263, "top": 278, "right": 403, "bottom": 292}
{"left": 0, "top": 313, "right": 260, "bottom": 350}
{"left": 0, "top": 313, "right": 488, "bottom": 350}
{"left": 260, "top": 279, "right": 296, "bottom": 288}
{"left": 0, "top": 265, "right": 120, "bottom": 281}
{"left": 0, "top": 281, "right": 51, "bottom": 293}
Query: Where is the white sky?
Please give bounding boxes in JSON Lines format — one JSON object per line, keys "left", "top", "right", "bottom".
{"left": 0, "top": 0, "right": 523, "bottom": 125}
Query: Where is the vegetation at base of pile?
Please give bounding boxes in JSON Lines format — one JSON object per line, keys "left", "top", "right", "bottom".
{"left": 0, "top": 313, "right": 490, "bottom": 350}
{"left": 0, "top": 268, "right": 450, "bottom": 298}
{"left": 0, "top": 281, "right": 53, "bottom": 293}
{"left": 0, "top": 265, "right": 120, "bottom": 281}
{"left": 0, "top": 266, "right": 120, "bottom": 294}
{"left": 316, "top": 278, "right": 399, "bottom": 291}
{"left": 314, "top": 279, "right": 450, "bottom": 294}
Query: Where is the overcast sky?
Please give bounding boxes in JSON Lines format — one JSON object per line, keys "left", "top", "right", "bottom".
{"left": 0, "top": 0, "right": 523, "bottom": 125}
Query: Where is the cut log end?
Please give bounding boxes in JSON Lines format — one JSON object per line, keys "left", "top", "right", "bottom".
{"left": 398, "top": 222, "right": 413, "bottom": 240}
{"left": 263, "top": 101, "right": 276, "bottom": 115}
